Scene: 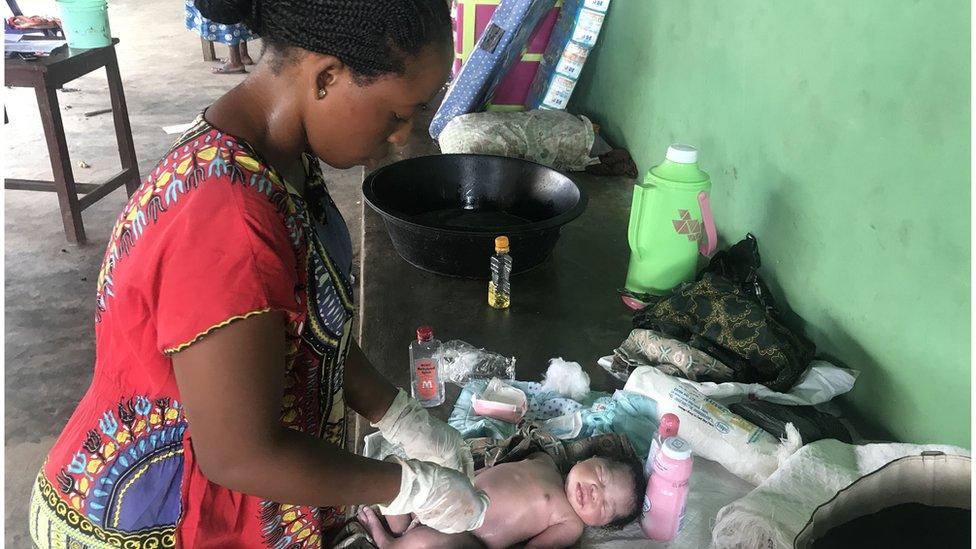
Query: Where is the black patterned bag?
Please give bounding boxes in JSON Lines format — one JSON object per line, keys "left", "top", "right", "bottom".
{"left": 633, "top": 234, "right": 815, "bottom": 392}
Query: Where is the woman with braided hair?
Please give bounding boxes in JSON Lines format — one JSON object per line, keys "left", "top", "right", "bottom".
{"left": 28, "top": 1, "right": 488, "bottom": 547}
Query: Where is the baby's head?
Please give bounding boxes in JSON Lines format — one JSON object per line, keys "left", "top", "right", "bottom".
{"left": 564, "top": 456, "right": 646, "bottom": 528}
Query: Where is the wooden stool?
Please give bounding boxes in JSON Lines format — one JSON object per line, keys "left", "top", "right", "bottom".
{"left": 201, "top": 37, "right": 216, "bottom": 61}
{"left": 5, "top": 38, "right": 140, "bottom": 244}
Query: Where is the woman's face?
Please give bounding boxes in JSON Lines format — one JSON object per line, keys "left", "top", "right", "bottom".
{"left": 301, "top": 42, "right": 452, "bottom": 169}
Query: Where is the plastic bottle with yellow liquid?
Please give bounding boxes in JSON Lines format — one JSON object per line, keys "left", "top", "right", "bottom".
{"left": 488, "top": 236, "right": 512, "bottom": 309}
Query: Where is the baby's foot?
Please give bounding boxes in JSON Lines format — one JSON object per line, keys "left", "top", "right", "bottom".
{"left": 358, "top": 507, "right": 394, "bottom": 548}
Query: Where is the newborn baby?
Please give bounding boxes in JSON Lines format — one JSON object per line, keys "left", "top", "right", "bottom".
{"left": 360, "top": 452, "right": 645, "bottom": 548}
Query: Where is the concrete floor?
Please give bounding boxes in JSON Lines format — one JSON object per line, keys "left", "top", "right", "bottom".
{"left": 4, "top": 1, "right": 363, "bottom": 545}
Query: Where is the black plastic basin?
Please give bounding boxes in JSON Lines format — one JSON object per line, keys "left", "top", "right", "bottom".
{"left": 363, "top": 154, "right": 587, "bottom": 278}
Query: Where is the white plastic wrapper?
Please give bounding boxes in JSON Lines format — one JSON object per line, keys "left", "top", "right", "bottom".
{"left": 686, "top": 361, "right": 858, "bottom": 406}
{"left": 599, "top": 357, "right": 857, "bottom": 407}
{"left": 624, "top": 366, "right": 801, "bottom": 485}
{"left": 433, "top": 340, "right": 516, "bottom": 387}
{"left": 542, "top": 411, "right": 583, "bottom": 439}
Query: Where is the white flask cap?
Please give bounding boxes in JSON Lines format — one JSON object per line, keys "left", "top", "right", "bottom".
{"left": 666, "top": 144, "right": 698, "bottom": 164}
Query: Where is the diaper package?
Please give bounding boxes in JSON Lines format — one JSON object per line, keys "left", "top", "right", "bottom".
{"left": 525, "top": 0, "right": 611, "bottom": 110}
{"left": 624, "top": 366, "right": 802, "bottom": 485}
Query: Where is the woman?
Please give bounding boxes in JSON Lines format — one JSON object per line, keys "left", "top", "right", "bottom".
{"left": 28, "top": 1, "right": 489, "bottom": 547}
{"left": 185, "top": 0, "right": 256, "bottom": 73}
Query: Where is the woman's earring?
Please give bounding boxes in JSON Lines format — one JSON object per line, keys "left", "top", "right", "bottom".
{"left": 317, "top": 88, "right": 327, "bottom": 99}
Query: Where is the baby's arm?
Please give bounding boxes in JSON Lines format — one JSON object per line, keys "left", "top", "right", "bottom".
{"left": 524, "top": 521, "right": 585, "bottom": 549}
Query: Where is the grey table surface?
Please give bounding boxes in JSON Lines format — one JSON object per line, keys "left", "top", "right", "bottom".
{"left": 357, "top": 169, "right": 638, "bottom": 424}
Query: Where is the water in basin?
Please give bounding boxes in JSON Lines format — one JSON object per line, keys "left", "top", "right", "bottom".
{"left": 411, "top": 208, "right": 533, "bottom": 230}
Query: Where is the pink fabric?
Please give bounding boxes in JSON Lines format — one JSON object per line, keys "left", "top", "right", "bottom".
{"left": 492, "top": 60, "right": 542, "bottom": 105}
{"left": 527, "top": 8, "right": 560, "bottom": 53}
{"left": 453, "top": 2, "right": 465, "bottom": 74}
{"left": 454, "top": 3, "right": 464, "bottom": 54}
{"left": 474, "top": 4, "right": 495, "bottom": 43}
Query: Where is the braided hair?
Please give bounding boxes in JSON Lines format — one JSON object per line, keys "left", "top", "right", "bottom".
{"left": 195, "top": 0, "right": 452, "bottom": 81}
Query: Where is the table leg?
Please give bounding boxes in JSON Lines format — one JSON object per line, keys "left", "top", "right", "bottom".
{"left": 105, "top": 46, "right": 141, "bottom": 196}
{"left": 201, "top": 37, "right": 216, "bottom": 62}
{"left": 34, "top": 82, "right": 86, "bottom": 244}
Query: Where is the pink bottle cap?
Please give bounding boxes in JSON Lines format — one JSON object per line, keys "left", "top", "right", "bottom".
{"left": 659, "top": 413, "right": 680, "bottom": 438}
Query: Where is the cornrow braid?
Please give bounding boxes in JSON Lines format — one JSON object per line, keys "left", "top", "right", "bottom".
{"left": 195, "top": 0, "right": 452, "bottom": 80}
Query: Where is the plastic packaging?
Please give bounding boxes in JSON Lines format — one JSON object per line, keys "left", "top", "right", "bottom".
{"left": 597, "top": 356, "right": 857, "bottom": 407}
{"left": 641, "top": 436, "right": 694, "bottom": 540}
{"left": 646, "top": 413, "right": 680, "bottom": 477}
{"left": 489, "top": 236, "right": 512, "bottom": 309}
{"left": 728, "top": 401, "right": 852, "bottom": 444}
{"left": 525, "top": 0, "right": 611, "bottom": 110}
{"left": 472, "top": 378, "right": 528, "bottom": 423}
{"left": 433, "top": 340, "right": 517, "bottom": 387}
{"left": 683, "top": 361, "right": 858, "bottom": 406}
{"left": 624, "top": 366, "right": 801, "bottom": 485}
{"left": 542, "top": 411, "right": 584, "bottom": 439}
{"left": 410, "top": 326, "right": 445, "bottom": 407}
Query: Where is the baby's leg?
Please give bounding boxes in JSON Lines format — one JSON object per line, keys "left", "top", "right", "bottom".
{"left": 358, "top": 508, "right": 482, "bottom": 549}
{"left": 385, "top": 513, "right": 414, "bottom": 536}
{"left": 384, "top": 526, "right": 483, "bottom": 549}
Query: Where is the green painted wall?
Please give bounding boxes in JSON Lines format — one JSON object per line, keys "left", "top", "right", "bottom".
{"left": 572, "top": 1, "right": 970, "bottom": 447}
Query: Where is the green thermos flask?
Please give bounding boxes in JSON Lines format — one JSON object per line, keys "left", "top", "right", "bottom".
{"left": 623, "top": 144, "right": 716, "bottom": 307}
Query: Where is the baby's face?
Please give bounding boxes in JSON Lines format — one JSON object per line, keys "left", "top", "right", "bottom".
{"left": 564, "top": 457, "right": 636, "bottom": 527}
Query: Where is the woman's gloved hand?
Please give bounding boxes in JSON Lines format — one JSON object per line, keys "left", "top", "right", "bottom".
{"left": 379, "top": 457, "right": 490, "bottom": 533}
{"left": 372, "top": 389, "right": 474, "bottom": 479}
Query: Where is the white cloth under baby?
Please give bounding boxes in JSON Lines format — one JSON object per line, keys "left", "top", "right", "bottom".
{"left": 579, "top": 457, "right": 754, "bottom": 549}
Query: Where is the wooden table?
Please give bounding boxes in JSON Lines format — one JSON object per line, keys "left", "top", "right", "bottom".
{"left": 5, "top": 38, "right": 140, "bottom": 244}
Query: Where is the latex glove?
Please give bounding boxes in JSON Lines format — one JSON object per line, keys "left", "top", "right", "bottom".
{"left": 373, "top": 389, "right": 475, "bottom": 479}
{"left": 379, "top": 457, "right": 490, "bottom": 534}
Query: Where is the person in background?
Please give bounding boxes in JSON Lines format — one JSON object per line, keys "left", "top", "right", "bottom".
{"left": 27, "top": 1, "right": 488, "bottom": 548}
{"left": 185, "top": 0, "right": 256, "bottom": 74}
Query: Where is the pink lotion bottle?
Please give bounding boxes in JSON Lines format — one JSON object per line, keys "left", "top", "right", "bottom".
{"left": 640, "top": 436, "right": 694, "bottom": 541}
{"left": 645, "top": 413, "right": 680, "bottom": 478}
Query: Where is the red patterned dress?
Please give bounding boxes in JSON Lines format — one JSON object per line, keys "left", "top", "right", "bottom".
{"left": 29, "top": 116, "right": 356, "bottom": 548}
